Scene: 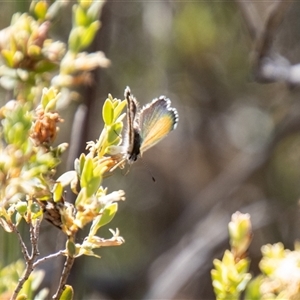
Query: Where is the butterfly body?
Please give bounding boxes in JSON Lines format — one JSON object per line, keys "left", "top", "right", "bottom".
{"left": 128, "top": 128, "right": 142, "bottom": 161}
{"left": 123, "top": 86, "right": 178, "bottom": 163}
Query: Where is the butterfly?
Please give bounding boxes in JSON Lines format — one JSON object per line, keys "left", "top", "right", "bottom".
{"left": 123, "top": 86, "right": 178, "bottom": 163}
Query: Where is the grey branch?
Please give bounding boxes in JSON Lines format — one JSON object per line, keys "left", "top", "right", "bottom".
{"left": 235, "top": 0, "right": 297, "bottom": 85}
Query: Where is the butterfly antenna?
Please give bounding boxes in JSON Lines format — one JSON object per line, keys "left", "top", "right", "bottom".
{"left": 124, "top": 164, "right": 131, "bottom": 176}
{"left": 141, "top": 158, "right": 156, "bottom": 182}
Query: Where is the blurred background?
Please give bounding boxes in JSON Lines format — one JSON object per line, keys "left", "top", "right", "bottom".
{"left": 2, "top": 1, "right": 300, "bottom": 299}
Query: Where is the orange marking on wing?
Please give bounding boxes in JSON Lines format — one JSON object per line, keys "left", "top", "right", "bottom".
{"left": 140, "top": 115, "right": 174, "bottom": 153}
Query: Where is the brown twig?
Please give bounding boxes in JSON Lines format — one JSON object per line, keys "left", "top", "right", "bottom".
{"left": 33, "top": 250, "right": 64, "bottom": 268}
{"left": 52, "top": 235, "right": 76, "bottom": 300}
{"left": 11, "top": 221, "right": 41, "bottom": 300}
{"left": 52, "top": 254, "right": 75, "bottom": 300}
{"left": 13, "top": 224, "right": 29, "bottom": 260}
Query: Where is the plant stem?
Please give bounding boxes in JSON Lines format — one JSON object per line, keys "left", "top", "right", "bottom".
{"left": 11, "top": 221, "right": 41, "bottom": 300}
{"left": 33, "top": 250, "right": 64, "bottom": 268}
{"left": 52, "top": 254, "right": 75, "bottom": 300}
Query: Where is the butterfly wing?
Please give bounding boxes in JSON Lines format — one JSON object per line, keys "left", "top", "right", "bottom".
{"left": 139, "top": 96, "right": 178, "bottom": 154}
{"left": 124, "top": 86, "right": 142, "bottom": 162}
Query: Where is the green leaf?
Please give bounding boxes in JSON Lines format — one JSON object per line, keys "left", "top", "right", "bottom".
{"left": 244, "top": 276, "right": 262, "bottom": 300}
{"left": 77, "top": 153, "right": 86, "bottom": 176}
{"left": 53, "top": 182, "right": 63, "bottom": 202}
{"left": 79, "top": 21, "right": 100, "bottom": 50}
{"left": 16, "top": 294, "right": 27, "bottom": 300}
{"left": 41, "top": 87, "right": 51, "bottom": 108}
{"left": 18, "top": 275, "right": 33, "bottom": 300}
{"left": 15, "top": 201, "right": 27, "bottom": 216}
{"left": 80, "top": 157, "right": 94, "bottom": 188}
{"left": 59, "top": 285, "right": 74, "bottom": 300}
{"left": 34, "top": 60, "right": 58, "bottom": 74}
{"left": 15, "top": 213, "right": 23, "bottom": 226}
{"left": 113, "top": 100, "right": 127, "bottom": 121}
{"left": 107, "top": 124, "right": 122, "bottom": 145}
{"left": 102, "top": 99, "right": 114, "bottom": 125}
{"left": 1, "top": 49, "right": 14, "bottom": 67}
{"left": 86, "top": 175, "right": 101, "bottom": 198}
{"left": 66, "top": 240, "right": 76, "bottom": 257}
{"left": 27, "top": 45, "right": 41, "bottom": 57}
{"left": 75, "top": 187, "right": 87, "bottom": 207}
{"left": 68, "top": 27, "right": 84, "bottom": 53}
{"left": 30, "top": 202, "right": 40, "bottom": 214}
{"left": 87, "top": 1, "right": 105, "bottom": 21}
{"left": 89, "top": 203, "right": 118, "bottom": 236}
{"left": 74, "top": 5, "right": 89, "bottom": 27}
{"left": 33, "top": 1, "right": 48, "bottom": 20}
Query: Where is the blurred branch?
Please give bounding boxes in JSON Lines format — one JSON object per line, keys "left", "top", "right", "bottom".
{"left": 235, "top": 0, "right": 298, "bottom": 85}
{"left": 33, "top": 251, "right": 64, "bottom": 268}
{"left": 255, "top": 1, "right": 290, "bottom": 59}
{"left": 174, "top": 151, "right": 269, "bottom": 237}
{"left": 235, "top": 1, "right": 262, "bottom": 40}
{"left": 67, "top": 104, "right": 88, "bottom": 171}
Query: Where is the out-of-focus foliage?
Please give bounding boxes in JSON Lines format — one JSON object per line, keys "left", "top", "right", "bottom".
{"left": 213, "top": 213, "right": 300, "bottom": 300}
{"left": 212, "top": 212, "right": 252, "bottom": 300}
{"left": 0, "top": 0, "right": 127, "bottom": 299}
{"left": 2, "top": 1, "right": 300, "bottom": 299}
{"left": 0, "top": 260, "right": 48, "bottom": 300}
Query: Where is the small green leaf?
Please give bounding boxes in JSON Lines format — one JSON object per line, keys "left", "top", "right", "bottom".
{"left": 18, "top": 274, "right": 32, "bottom": 300}
{"left": 113, "top": 100, "right": 127, "bottom": 120}
{"left": 74, "top": 5, "right": 90, "bottom": 27}
{"left": 244, "top": 276, "right": 262, "bottom": 300}
{"left": 33, "top": 1, "right": 48, "bottom": 20}
{"left": 41, "top": 87, "right": 50, "bottom": 108}
{"left": 59, "top": 285, "right": 74, "bottom": 300}
{"left": 1, "top": 49, "right": 14, "bottom": 67}
{"left": 77, "top": 153, "right": 86, "bottom": 176}
{"left": 80, "top": 157, "right": 94, "bottom": 188}
{"left": 79, "top": 0, "right": 92, "bottom": 9}
{"left": 75, "top": 187, "right": 87, "bottom": 207}
{"left": 89, "top": 203, "right": 118, "bottom": 236}
{"left": 86, "top": 175, "right": 101, "bottom": 198}
{"left": 30, "top": 202, "right": 40, "bottom": 214}
{"left": 27, "top": 45, "right": 41, "bottom": 57}
{"left": 16, "top": 294, "right": 27, "bottom": 300}
{"left": 15, "top": 213, "right": 23, "bottom": 226}
{"left": 102, "top": 99, "right": 114, "bottom": 125}
{"left": 68, "top": 27, "right": 84, "bottom": 53}
{"left": 79, "top": 21, "right": 100, "bottom": 51}
{"left": 56, "top": 143, "right": 69, "bottom": 156}
{"left": 66, "top": 240, "right": 76, "bottom": 257}
{"left": 53, "top": 182, "right": 63, "bottom": 202}
{"left": 87, "top": 1, "right": 105, "bottom": 21}
{"left": 15, "top": 201, "right": 27, "bottom": 215}
{"left": 107, "top": 126, "right": 121, "bottom": 144}
{"left": 34, "top": 60, "right": 58, "bottom": 73}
